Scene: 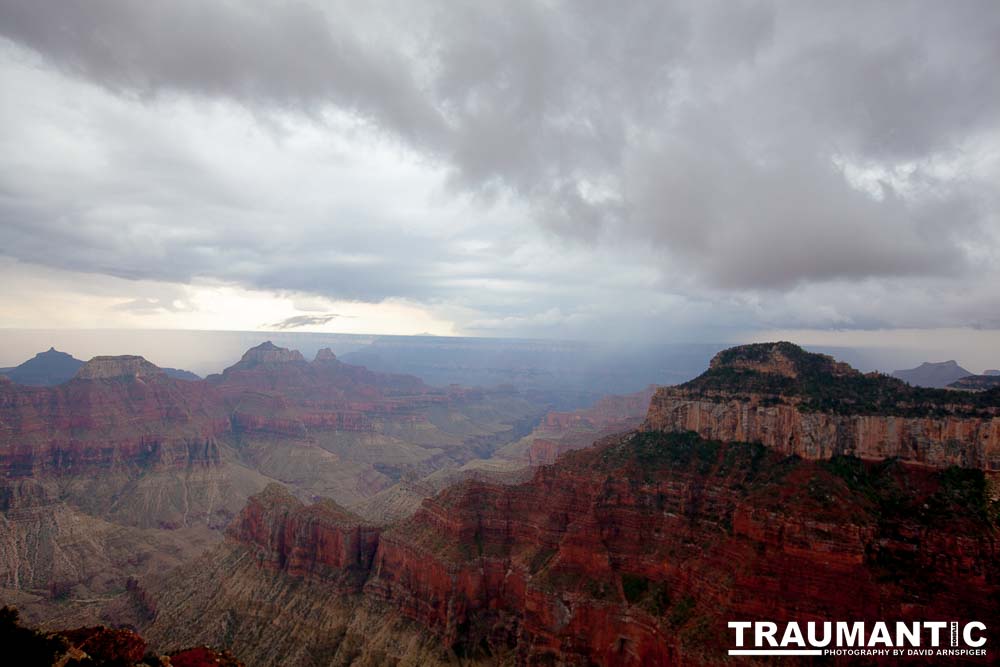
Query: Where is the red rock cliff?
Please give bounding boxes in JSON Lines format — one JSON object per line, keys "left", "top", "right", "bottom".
{"left": 643, "top": 343, "right": 1000, "bottom": 471}
{"left": 226, "top": 484, "right": 380, "bottom": 592}
{"left": 0, "top": 355, "right": 229, "bottom": 477}
{"left": 365, "top": 431, "right": 998, "bottom": 664}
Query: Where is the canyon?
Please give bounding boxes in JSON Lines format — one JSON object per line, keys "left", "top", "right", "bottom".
{"left": 141, "top": 343, "right": 997, "bottom": 665}
{"left": 145, "top": 430, "right": 998, "bottom": 665}
{"left": 0, "top": 342, "right": 550, "bottom": 629}
{"left": 4, "top": 341, "right": 999, "bottom": 665}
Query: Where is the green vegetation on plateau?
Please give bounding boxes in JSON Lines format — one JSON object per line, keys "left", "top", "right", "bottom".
{"left": 680, "top": 342, "right": 1000, "bottom": 417}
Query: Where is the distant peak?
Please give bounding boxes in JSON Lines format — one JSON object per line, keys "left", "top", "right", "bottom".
{"left": 35, "top": 347, "right": 72, "bottom": 358}
{"left": 230, "top": 341, "right": 306, "bottom": 369}
{"left": 892, "top": 360, "right": 973, "bottom": 388}
{"left": 314, "top": 348, "right": 337, "bottom": 363}
{"left": 75, "top": 355, "right": 165, "bottom": 380}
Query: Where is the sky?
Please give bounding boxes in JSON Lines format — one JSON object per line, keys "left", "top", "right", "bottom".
{"left": 1, "top": 1, "right": 999, "bottom": 362}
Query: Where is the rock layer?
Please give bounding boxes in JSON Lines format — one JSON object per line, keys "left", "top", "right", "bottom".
{"left": 229, "top": 484, "right": 379, "bottom": 592}
{"left": 150, "top": 430, "right": 1000, "bottom": 666}
{"left": 644, "top": 342, "right": 1000, "bottom": 471}
{"left": 644, "top": 393, "right": 1000, "bottom": 470}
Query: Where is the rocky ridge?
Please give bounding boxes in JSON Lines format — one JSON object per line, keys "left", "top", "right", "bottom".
{"left": 146, "top": 429, "right": 1000, "bottom": 665}
{"left": 950, "top": 374, "right": 1000, "bottom": 392}
{"left": 0, "top": 342, "right": 547, "bottom": 629}
{"left": 644, "top": 342, "right": 1000, "bottom": 471}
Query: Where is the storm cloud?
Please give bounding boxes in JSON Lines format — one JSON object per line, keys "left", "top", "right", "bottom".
{"left": 269, "top": 314, "right": 347, "bottom": 330}
{"left": 0, "top": 0, "right": 998, "bottom": 336}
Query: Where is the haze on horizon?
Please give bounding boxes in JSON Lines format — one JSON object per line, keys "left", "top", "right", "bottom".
{"left": 1, "top": 2, "right": 998, "bottom": 366}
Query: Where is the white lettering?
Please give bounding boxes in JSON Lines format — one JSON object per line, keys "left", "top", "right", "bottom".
{"left": 926, "top": 622, "right": 947, "bottom": 647}
{"left": 896, "top": 622, "right": 920, "bottom": 647}
{"left": 756, "top": 622, "right": 779, "bottom": 647}
{"left": 868, "top": 622, "right": 892, "bottom": 647}
{"left": 964, "top": 622, "right": 986, "bottom": 648}
{"left": 728, "top": 622, "right": 751, "bottom": 647}
{"left": 808, "top": 622, "right": 832, "bottom": 647}
{"left": 836, "top": 622, "right": 864, "bottom": 647}
{"left": 781, "top": 622, "right": 806, "bottom": 647}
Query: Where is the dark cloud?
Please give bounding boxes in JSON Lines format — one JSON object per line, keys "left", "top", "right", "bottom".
{"left": 0, "top": 0, "right": 998, "bottom": 334}
{"left": 268, "top": 314, "right": 346, "bottom": 330}
{"left": 0, "top": 0, "right": 446, "bottom": 143}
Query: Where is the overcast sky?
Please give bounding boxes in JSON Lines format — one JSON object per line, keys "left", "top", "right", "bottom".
{"left": 1, "top": 1, "right": 999, "bottom": 352}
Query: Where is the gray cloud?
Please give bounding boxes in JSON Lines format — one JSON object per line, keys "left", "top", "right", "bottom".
{"left": 0, "top": 0, "right": 999, "bottom": 335}
{"left": 268, "top": 313, "right": 346, "bottom": 330}
{"left": 0, "top": 0, "right": 446, "bottom": 143}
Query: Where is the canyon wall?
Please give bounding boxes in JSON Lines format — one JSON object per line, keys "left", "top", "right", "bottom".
{"left": 644, "top": 390, "right": 1000, "bottom": 470}
{"left": 229, "top": 484, "right": 379, "bottom": 592}
{"left": 0, "top": 356, "right": 229, "bottom": 478}
{"left": 148, "top": 430, "right": 1000, "bottom": 665}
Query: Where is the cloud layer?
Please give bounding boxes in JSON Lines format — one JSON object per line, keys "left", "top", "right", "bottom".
{"left": 1, "top": 0, "right": 998, "bottom": 337}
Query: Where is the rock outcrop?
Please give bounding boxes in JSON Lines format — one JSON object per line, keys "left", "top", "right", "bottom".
{"left": 228, "top": 484, "right": 379, "bottom": 592}
{"left": 147, "top": 429, "right": 1000, "bottom": 665}
{"left": 644, "top": 342, "right": 1000, "bottom": 471}
{"left": 950, "top": 374, "right": 1000, "bottom": 392}
{"left": 74, "top": 355, "right": 169, "bottom": 381}
{"left": 314, "top": 347, "right": 337, "bottom": 363}
{"left": 226, "top": 341, "right": 306, "bottom": 369}
{"left": 0, "top": 356, "right": 228, "bottom": 478}
{"left": 0, "top": 604, "right": 243, "bottom": 666}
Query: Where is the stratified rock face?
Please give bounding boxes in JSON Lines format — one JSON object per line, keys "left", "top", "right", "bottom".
{"left": 369, "top": 435, "right": 997, "bottom": 664}
{"left": 227, "top": 484, "right": 379, "bottom": 591}
{"left": 0, "top": 339, "right": 550, "bottom": 640}
{"left": 644, "top": 342, "right": 1000, "bottom": 471}
{"left": 0, "top": 361, "right": 229, "bottom": 478}
{"left": 74, "top": 355, "right": 168, "bottom": 380}
{"left": 645, "top": 395, "right": 1000, "bottom": 470}
{"left": 152, "top": 430, "right": 1000, "bottom": 666}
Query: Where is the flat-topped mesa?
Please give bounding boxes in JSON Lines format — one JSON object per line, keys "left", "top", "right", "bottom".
{"left": 893, "top": 359, "right": 973, "bottom": 388}
{"left": 644, "top": 342, "right": 1000, "bottom": 471}
{"left": 74, "top": 355, "right": 166, "bottom": 380}
{"left": 313, "top": 347, "right": 337, "bottom": 363}
{"left": 228, "top": 341, "right": 306, "bottom": 370}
